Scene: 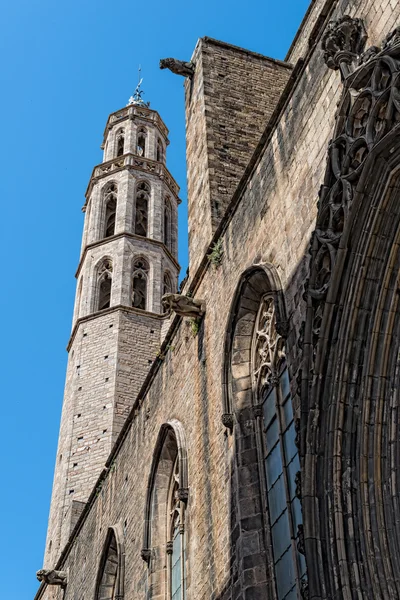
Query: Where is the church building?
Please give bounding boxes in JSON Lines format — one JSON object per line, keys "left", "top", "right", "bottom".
{"left": 35, "top": 1, "right": 400, "bottom": 599}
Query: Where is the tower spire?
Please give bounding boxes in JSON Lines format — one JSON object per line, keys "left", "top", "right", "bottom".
{"left": 127, "top": 65, "right": 150, "bottom": 107}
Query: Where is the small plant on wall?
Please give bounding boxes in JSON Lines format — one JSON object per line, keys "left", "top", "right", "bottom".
{"left": 207, "top": 238, "right": 224, "bottom": 269}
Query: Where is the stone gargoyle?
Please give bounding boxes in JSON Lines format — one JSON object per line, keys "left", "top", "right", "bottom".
{"left": 162, "top": 293, "right": 205, "bottom": 319}
{"left": 159, "top": 58, "right": 195, "bottom": 78}
{"left": 36, "top": 569, "right": 67, "bottom": 586}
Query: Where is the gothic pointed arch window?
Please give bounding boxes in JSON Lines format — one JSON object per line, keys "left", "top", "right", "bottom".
{"left": 164, "top": 197, "right": 172, "bottom": 251}
{"left": 142, "top": 421, "right": 188, "bottom": 600}
{"left": 252, "top": 293, "right": 306, "bottom": 600}
{"left": 104, "top": 183, "right": 118, "bottom": 238}
{"left": 97, "top": 258, "right": 113, "bottom": 311}
{"left": 156, "top": 138, "right": 164, "bottom": 163}
{"left": 223, "top": 266, "right": 306, "bottom": 600}
{"left": 116, "top": 129, "right": 125, "bottom": 157}
{"left": 135, "top": 181, "right": 150, "bottom": 237}
{"left": 137, "top": 127, "right": 147, "bottom": 157}
{"left": 132, "top": 257, "right": 149, "bottom": 310}
{"left": 94, "top": 525, "right": 125, "bottom": 600}
{"left": 163, "top": 271, "right": 173, "bottom": 296}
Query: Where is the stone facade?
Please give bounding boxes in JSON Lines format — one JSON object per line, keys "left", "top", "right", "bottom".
{"left": 37, "top": 1, "right": 400, "bottom": 599}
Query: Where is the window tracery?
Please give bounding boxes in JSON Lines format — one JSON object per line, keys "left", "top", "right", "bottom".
{"left": 132, "top": 258, "right": 149, "bottom": 310}
{"left": 252, "top": 294, "right": 306, "bottom": 599}
{"left": 97, "top": 259, "right": 113, "bottom": 311}
{"left": 135, "top": 181, "right": 150, "bottom": 237}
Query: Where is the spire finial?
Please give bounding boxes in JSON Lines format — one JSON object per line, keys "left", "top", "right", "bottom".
{"left": 127, "top": 65, "right": 150, "bottom": 107}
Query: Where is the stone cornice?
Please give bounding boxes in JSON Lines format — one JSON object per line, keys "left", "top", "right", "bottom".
{"left": 67, "top": 304, "right": 165, "bottom": 352}
{"left": 84, "top": 153, "right": 181, "bottom": 204}
{"left": 75, "top": 232, "right": 180, "bottom": 279}
{"left": 101, "top": 104, "right": 169, "bottom": 148}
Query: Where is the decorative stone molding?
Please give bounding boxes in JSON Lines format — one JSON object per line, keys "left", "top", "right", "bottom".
{"left": 166, "top": 541, "right": 174, "bottom": 555}
{"left": 161, "top": 293, "right": 205, "bottom": 318}
{"left": 301, "top": 23, "right": 400, "bottom": 599}
{"left": 36, "top": 569, "right": 67, "bottom": 586}
{"left": 321, "top": 15, "right": 367, "bottom": 78}
{"left": 159, "top": 58, "right": 195, "bottom": 78}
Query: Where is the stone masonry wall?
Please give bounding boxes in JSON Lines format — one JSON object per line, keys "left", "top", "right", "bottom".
{"left": 37, "top": 1, "right": 400, "bottom": 598}
{"left": 184, "top": 38, "right": 292, "bottom": 274}
{"left": 45, "top": 308, "right": 162, "bottom": 568}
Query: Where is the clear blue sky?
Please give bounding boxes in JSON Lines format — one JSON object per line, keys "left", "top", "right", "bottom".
{"left": 0, "top": 0, "right": 310, "bottom": 596}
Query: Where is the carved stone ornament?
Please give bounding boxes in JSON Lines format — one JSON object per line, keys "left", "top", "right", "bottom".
{"left": 252, "top": 294, "right": 285, "bottom": 393}
{"left": 305, "top": 26, "right": 400, "bottom": 417}
{"left": 178, "top": 487, "right": 189, "bottom": 503}
{"left": 321, "top": 15, "right": 367, "bottom": 77}
{"left": 166, "top": 540, "right": 174, "bottom": 555}
{"left": 159, "top": 58, "right": 195, "bottom": 78}
{"left": 161, "top": 293, "right": 205, "bottom": 319}
{"left": 221, "top": 412, "right": 234, "bottom": 430}
{"left": 300, "top": 27, "right": 400, "bottom": 595}
{"left": 140, "top": 548, "right": 151, "bottom": 564}
{"left": 36, "top": 569, "right": 67, "bottom": 586}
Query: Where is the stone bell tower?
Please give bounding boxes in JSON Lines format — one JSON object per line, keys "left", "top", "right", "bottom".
{"left": 44, "top": 85, "right": 180, "bottom": 567}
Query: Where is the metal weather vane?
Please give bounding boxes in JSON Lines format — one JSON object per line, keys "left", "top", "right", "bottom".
{"left": 127, "top": 65, "right": 150, "bottom": 107}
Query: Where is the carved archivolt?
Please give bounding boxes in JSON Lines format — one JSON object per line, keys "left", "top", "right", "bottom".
{"left": 301, "top": 20, "right": 400, "bottom": 600}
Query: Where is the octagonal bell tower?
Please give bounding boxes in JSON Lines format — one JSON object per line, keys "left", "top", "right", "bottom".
{"left": 44, "top": 87, "right": 180, "bottom": 568}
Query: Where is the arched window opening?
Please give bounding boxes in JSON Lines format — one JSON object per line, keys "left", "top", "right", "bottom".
{"left": 252, "top": 293, "right": 306, "bottom": 599}
{"left": 116, "top": 131, "right": 125, "bottom": 157}
{"left": 135, "top": 181, "right": 150, "bottom": 237}
{"left": 164, "top": 197, "right": 172, "bottom": 251}
{"left": 137, "top": 128, "right": 147, "bottom": 157}
{"left": 94, "top": 525, "right": 125, "bottom": 600}
{"left": 163, "top": 271, "right": 173, "bottom": 296}
{"left": 157, "top": 138, "right": 164, "bottom": 162}
{"left": 97, "top": 259, "right": 113, "bottom": 311}
{"left": 224, "top": 266, "right": 306, "bottom": 599}
{"left": 103, "top": 183, "right": 118, "bottom": 239}
{"left": 142, "top": 421, "right": 188, "bottom": 600}
{"left": 132, "top": 258, "right": 149, "bottom": 310}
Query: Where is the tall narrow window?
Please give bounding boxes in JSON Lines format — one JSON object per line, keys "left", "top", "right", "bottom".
{"left": 137, "top": 128, "right": 146, "bottom": 157}
{"left": 163, "top": 271, "right": 173, "bottom": 296}
{"left": 116, "top": 130, "right": 124, "bottom": 157}
{"left": 132, "top": 258, "right": 149, "bottom": 310}
{"left": 157, "top": 138, "right": 164, "bottom": 162}
{"left": 252, "top": 294, "right": 306, "bottom": 599}
{"left": 168, "top": 458, "right": 185, "bottom": 600}
{"left": 103, "top": 183, "right": 117, "bottom": 238}
{"left": 94, "top": 525, "right": 125, "bottom": 600}
{"left": 135, "top": 181, "right": 150, "bottom": 237}
{"left": 142, "top": 422, "right": 188, "bottom": 600}
{"left": 164, "top": 197, "right": 172, "bottom": 251}
{"left": 97, "top": 259, "right": 113, "bottom": 311}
